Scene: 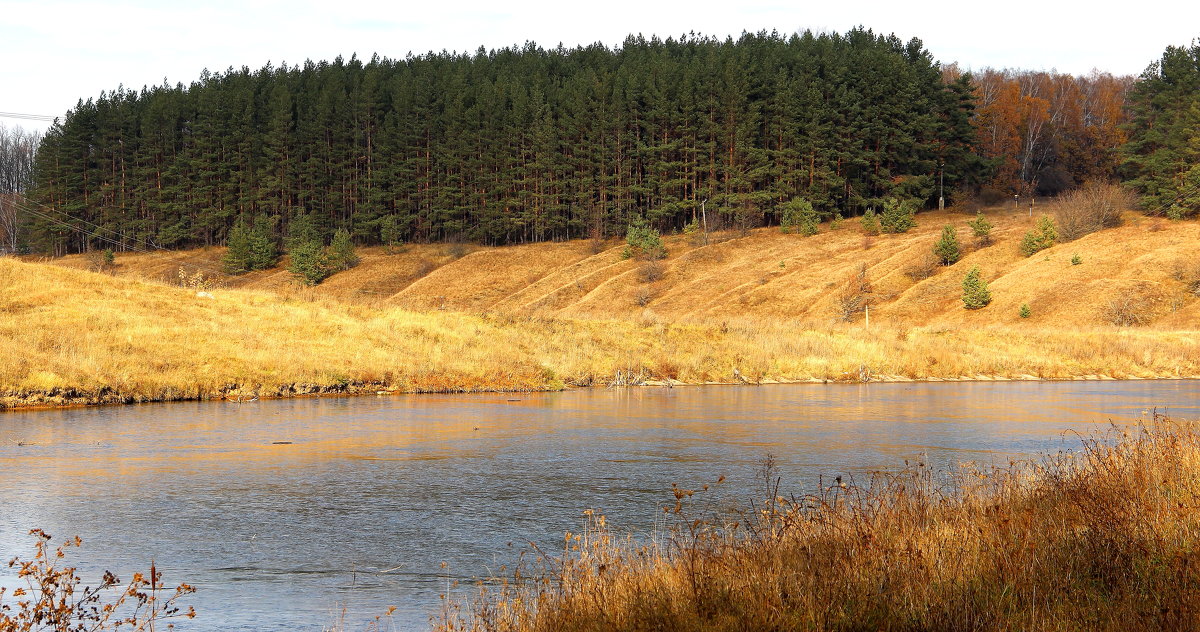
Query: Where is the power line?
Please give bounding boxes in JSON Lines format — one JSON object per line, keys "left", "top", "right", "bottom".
{"left": 9, "top": 197, "right": 231, "bottom": 280}
{"left": 15, "top": 195, "right": 162, "bottom": 253}
{"left": 0, "top": 111, "right": 56, "bottom": 122}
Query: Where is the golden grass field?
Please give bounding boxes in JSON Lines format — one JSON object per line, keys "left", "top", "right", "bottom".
{"left": 3, "top": 200, "right": 1199, "bottom": 409}
{"left": 435, "top": 416, "right": 1200, "bottom": 632}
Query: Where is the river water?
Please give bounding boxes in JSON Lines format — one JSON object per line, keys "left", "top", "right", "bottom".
{"left": 1, "top": 381, "right": 1197, "bottom": 630}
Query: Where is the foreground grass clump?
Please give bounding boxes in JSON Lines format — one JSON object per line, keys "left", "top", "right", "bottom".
{"left": 439, "top": 416, "right": 1200, "bottom": 632}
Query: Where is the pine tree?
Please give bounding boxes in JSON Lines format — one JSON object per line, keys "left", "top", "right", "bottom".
{"left": 1121, "top": 41, "right": 1200, "bottom": 216}
{"left": 624, "top": 219, "right": 667, "bottom": 260}
{"left": 933, "top": 225, "right": 960, "bottom": 265}
{"left": 779, "top": 197, "right": 820, "bottom": 235}
{"left": 327, "top": 228, "right": 359, "bottom": 271}
{"left": 379, "top": 214, "right": 403, "bottom": 253}
{"left": 961, "top": 266, "right": 991, "bottom": 309}
{"left": 247, "top": 215, "right": 278, "bottom": 270}
{"left": 223, "top": 216, "right": 254, "bottom": 274}
{"left": 288, "top": 237, "right": 329, "bottom": 285}
{"left": 880, "top": 197, "right": 917, "bottom": 233}
{"left": 860, "top": 207, "right": 881, "bottom": 235}
{"left": 967, "top": 212, "right": 993, "bottom": 245}
{"left": 1019, "top": 216, "right": 1058, "bottom": 257}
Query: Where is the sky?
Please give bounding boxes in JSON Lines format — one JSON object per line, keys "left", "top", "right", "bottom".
{"left": 2, "top": 0, "right": 1198, "bottom": 132}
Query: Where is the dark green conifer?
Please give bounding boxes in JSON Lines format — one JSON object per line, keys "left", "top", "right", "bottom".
{"left": 933, "top": 225, "right": 960, "bottom": 265}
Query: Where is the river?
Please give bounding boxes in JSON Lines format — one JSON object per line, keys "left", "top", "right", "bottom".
{"left": 1, "top": 381, "right": 1197, "bottom": 630}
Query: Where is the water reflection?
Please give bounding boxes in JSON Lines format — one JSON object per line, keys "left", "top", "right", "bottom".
{"left": 1, "top": 381, "right": 1197, "bottom": 631}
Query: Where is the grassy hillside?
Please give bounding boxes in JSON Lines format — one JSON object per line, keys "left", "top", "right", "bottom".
{"left": 5, "top": 203, "right": 1199, "bottom": 409}
{"left": 59, "top": 204, "right": 1200, "bottom": 327}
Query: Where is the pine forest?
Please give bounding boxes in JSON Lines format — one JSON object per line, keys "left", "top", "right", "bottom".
{"left": 22, "top": 29, "right": 1136, "bottom": 255}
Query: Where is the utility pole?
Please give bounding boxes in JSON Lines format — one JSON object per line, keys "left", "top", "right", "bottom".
{"left": 938, "top": 162, "right": 944, "bottom": 211}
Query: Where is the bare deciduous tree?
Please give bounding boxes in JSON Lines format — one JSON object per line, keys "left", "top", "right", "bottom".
{"left": 0, "top": 123, "right": 42, "bottom": 252}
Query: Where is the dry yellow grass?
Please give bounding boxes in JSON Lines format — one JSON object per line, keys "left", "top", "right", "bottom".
{"left": 7, "top": 201, "right": 1199, "bottom": 408}
{"left": 53, "top": 204, "right": 1200, "bottom": 327}
{"left": 436, "top": 416, "right": 1200, "bottom": 632}
{"left": 2, "top": 245, "right": 1199, "bottom": 408}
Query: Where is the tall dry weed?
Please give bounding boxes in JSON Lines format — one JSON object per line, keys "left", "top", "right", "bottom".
{"left": 438, "top": 415, "right": 1200, "bottom": 632}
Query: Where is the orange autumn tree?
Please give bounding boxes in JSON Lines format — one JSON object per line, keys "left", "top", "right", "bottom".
{"left": 964, "top": 68, "right": 1132, "bottom": 198}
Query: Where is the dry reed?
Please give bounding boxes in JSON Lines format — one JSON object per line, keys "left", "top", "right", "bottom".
{"left": 437, "top": 414, "right": 1200, "bottom": 632}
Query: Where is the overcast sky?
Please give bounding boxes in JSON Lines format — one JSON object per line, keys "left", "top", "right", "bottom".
{"left": 3, "top": 0, "right": 1198, "bottom": 131}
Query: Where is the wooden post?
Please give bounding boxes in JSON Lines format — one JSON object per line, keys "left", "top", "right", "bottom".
{"left": 865, "top": 304, "right": 870, "bottom": 330}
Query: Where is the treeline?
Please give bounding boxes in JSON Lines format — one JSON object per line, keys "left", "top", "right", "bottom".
{"left": 27, "top": 29, "right": 985, "bottom": 255}
{"left": 958, "top": 67, "right": 1133, "bottom": 197}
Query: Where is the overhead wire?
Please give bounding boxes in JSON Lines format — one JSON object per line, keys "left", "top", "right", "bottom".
{"left": 0, "top": 111, "right": 56, "bottom": 122}
{"left": 8, "top": 196, "right": 232, "bottom": 280}
{"left": 15, "top": 194, "right": 167, "bottom": 253}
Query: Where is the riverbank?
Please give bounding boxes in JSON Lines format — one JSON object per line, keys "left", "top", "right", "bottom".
{"left": 437, "top": 415, "right": 1200, "bottom": 631}
{"left": 2, "top": 256, "right": 1199, "bottom": 410}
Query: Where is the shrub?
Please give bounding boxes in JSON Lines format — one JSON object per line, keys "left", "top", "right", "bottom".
{"left": 247, "top": 216, "right": 278, "bottom": 270}
{"left": 1171, "top": 259, "right": 1200, "bottom": 295}
{"left": 1071, "top": 253, "right": 1083, "bottom": 265}
{"left": 830, "top": 213, "right": 844, "bottom": 230}
{"left": 633, "top": 286, "right": 654, "bottom": 306}
{"left": 979, "top": 186, "right": 1007, "bottom": 204}
{"left": 860, "top": 208, "right": 881, "bottom": 236}
{"left": 1102, "top": 295, "right": 1151, "bottom": 326}
{"left": 904, "top": 252, "right": 940, "bottom": 281}
{"left": 880, "top": 197, "right": 917, "bottom": 234}
{"left": 625, "top": 220, "right": 667, "bottom": 260}
{"left": 637, "top": 261, "right": 665, "bottom": 283}
{"left": 1019, "top": 216, "right": 1058, "bottom": 257}
{"left": 1019, "top": 303, "right": 1031, "bottom": 318}
{"left": 223, "top": 218, "right": 253, "bottom": 274}
{"left": 967, "top": 212, "right": 993, "bottom": 245}
{"left": 86, "top": 248, "right": 115, "bottom": 272}
{"left": 835, "top": 263, "right": 873, "bottom": 321}
{"left": 932, "top": 225, "right": 960, "bottom": 265}
{"left": 1053, "top": 182, "right": 1130, "bottom": 241}
{"left": 445, "top": 242, "right": 469, "bottom": 259}
{"left": 176, "top": 266, "right": 211, "bottom": 292}
{"left": 961, "top": 266, "right": 991, "bottom": 309}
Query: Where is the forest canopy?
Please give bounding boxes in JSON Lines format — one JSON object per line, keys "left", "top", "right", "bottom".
{"left": 26, "top": 29, "right": 988, "bottom": 254}
{"left": 1120, "top": 40, "right": 1200, "bottom": 218}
